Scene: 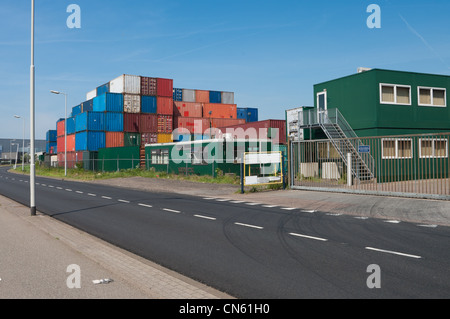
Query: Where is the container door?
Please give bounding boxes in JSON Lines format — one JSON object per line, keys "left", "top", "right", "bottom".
{"left": 317, "top": 91, "right": 327, "bottom": 124}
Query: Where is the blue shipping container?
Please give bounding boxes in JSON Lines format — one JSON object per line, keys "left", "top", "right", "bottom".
{"left": 93, "top": 93, "right": 123, "bottom": 112}
{"left": 82, "top": 99, "right": 94, "bottom": 112}
{"left": 237, "top": 108, "right": 258, "bottom": 122}
{"left": 75, "top": 131, "right": 105, "bottom": 152}
{"left": 173, "top": 88, "right": 183, "bottom": 102}
{"left": 66, "top": 117, "right": 76, "bottom": 135}
{"left": 105, "top": 112, "right": 124, "bottom": 132}
{"left": 46, "top": 142, "right": 57, "bottom": 154}
{"left": 46, "top": 130, "right": 57, "bottom": 142}
{"left": 141, "top": 96, "right": 157, "bottom": 114}
{"left": 72, "top": 105, "right": 82, "bottom": 117}
{"left": 75, "top": 112, "right": 105, "bottom": 132}
{"left": 209, "top": 91, "right": 222, "bottom": 104}
{"left": 96, "top": 82, "right": 110, "bottom": 96}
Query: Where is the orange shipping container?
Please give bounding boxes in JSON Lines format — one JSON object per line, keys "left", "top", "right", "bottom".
{"left": 173, "top": 101, "right": 203, "bottom": 118}
{"left": 157, "top": 97, "right": 174, "bottom": 115}
{"left": 195, "top": 90, "right": 210, "bottom": 103}
{"left": 157, "top": 133, "right": 173, "bottom": 144}
{"left": 105, "top": 132, "right": 124, "bottom": 148}
{"left": 57, "top": 136, "right": 65, "bottom": 153}
{"left": 203, "top": 103, "right": 237, "bottom": 119}
{"left": 66, "top": 134, "right": 76, "bottom": 152}
{"left": 211, "top": 118, "right": 245, "bottom": 128}
{"left": 174, "top": 117, "right": 209, "bottom": 134}
{"left": 57, "top": 120, "right": 65, "bottom": 137}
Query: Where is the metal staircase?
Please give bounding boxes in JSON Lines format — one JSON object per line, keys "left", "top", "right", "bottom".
{"left": 301, "top": 109, "right": 375, "bottom": 182}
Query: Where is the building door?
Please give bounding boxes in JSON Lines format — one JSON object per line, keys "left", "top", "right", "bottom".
{"left": 317, "top": 91, "right": 327, "bottom": 124}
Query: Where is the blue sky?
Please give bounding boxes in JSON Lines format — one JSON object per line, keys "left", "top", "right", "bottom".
{"left": 1, "top": 0, "right": 450, "bottom": 139}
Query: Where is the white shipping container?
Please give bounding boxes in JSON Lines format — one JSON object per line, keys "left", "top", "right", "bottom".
{"left": 182, "top": 89, "right": 196, "bottom": 102}
{"left": 86, "top": 89, "right": 97, "bottom": 101}
{"left": 123, "top": 94, "right": 141, "bottom": 113}
{"left": 221, "top": 92, "right": 235, "bottom": 104}
{"left": 109, "top": 74, "right": 141, "bottom": 95}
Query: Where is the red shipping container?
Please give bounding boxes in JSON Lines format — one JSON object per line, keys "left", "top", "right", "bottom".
{"left": 157, "top": 97, "right": 174, "bottom": 115}
{"left": 157, "top": 115, "right": 173, "bottom": 133}
{"left": 174, "top": 117, "right": 209, "bottom": 134}
{"left": 140, "top": 114, "right": 158, "bottom": 133}
{"left": 157, "top": 78, "right": 173, "bottom": 97}
{"left": 124, "top": 113, "right": 140, "bottom": 132}
{"left": 57, "top": 151, "right": 83, "bottom": 168}
{"left": 106, "top": 132, "right": 124, "bottom": 148}
{"left": 217, "top": 119, "right": 287, "bottom": 144}
{"left": 57, "top": 119, "right": 65, "bottom": 137}
{"left": 66, "top": 134, "right": 76, "bottom": 152}
{"left": 141, "top": 133, "right": 158, "bottom": 146}
{"left": 141, "top": 76, "right": 157, "bottom": 96}
{"left": 173, "top": 101, "right": 203, "bottom": 118}
{"left": 203, "top": 103, "right": 237, "bottom": 119}
{"left": 195, "top": 90, "right": 210, "bottom": 103}
{"left": 57, "top": 136, "right": 65, "bottom": 153}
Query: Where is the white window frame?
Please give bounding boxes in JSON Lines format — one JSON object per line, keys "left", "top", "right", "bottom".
{"left": 382, "top": 138, "right": 413, "bottom": 159}
{"left": 419, "top": 138, "right": 448, "bottom": 158}
{"left": 379, "top": 83, "right": 412, "bottom": 106}
{"left": 417, "top": 86, "right": 447, "bottom": 107}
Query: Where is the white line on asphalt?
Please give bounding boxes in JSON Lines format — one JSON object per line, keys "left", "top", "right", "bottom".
{"left": 75, "top": 191, "right": 83, "bottom": 194}
{"left": 245, "top": 202, "right": 260, "bottom": 206}
{"left": 194, "top": 214, "right": 216, "bottom": 221}
{"left": 354, "top": 216, "right": 369, "bottom": 220}
{"left": 56, "top": 187, "right": 62, "bottom": 190}
{"left": 301, "top": 210, "right": 316, "bottom": 213}
{"left": 216, "top": 199, "right": 230, "bottom": 202}
{"left": 289, "top": 232, "right": 328, "bottom": 242}
{"left": 418, "top": 224, "right": 438, "bottom": 228}
{"left": 203, "top": 198, "right": 216, "bottom": 200}
{"left": 365, "top": 247, "right": 421, "bottom": 259}
{"left": 281, "top": 207, "right": 297, "bottom": 211}
{"left": 231, "top": 201, "right": 245, "bottom": 204}
{"left": 118, "top": 199, "right": 130, "bottom": 203}
{"left": 48, "top": 185, "right": 54, "bottom": 188}
{"left": 19, "top": 180, "right": 23, "bottom": 182}
{"left": 262, "top": 205, "right": 278, "bottom": 208}
{"left": 326, "top": 213, "right": 342, "bottom": 216}
{"left": 101, "top": 196, "right": 112, "bottom": 200}
{"left": 41, "top": 184, "right": 46, "bottom": 186}
{"left": 234, "top": 222, "right": 263, "bottom": 230}
{"left": 163, "top": 208, "right": 181, "bottom": 213}
{"left": 384, "top": 220, "right": 401, "bottom": 224}
{"left": 65, "top": 189, "right": 72, "bottom": 192}
{"left": 87, "top": 193, "right": 96, "bottom": 197}
{"left": 138, "top": 203, "right": 153, "bottom": 208}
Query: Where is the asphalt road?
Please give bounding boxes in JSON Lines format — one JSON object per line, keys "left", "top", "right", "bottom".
{"left": 1, "top": 166, "right": 449, "bottom": 298}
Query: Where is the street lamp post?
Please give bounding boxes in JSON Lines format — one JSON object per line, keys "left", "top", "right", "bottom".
{"left": 30, "top": 0, "right": 36, "bottom": 216}
{"left": 14, "top": 115, "right": 25, "bottom": 171}
{"left": 50, "top": 90, "right": 67, "bottom": 176}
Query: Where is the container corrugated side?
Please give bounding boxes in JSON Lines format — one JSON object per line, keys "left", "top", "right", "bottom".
{"left": 124, "top": 132, "right": 141, "bottom": 147}
{"left": 75, "top": 112, "right": 105, "bottom": 132}
{"left": 157, "top": 78, "right": 173, "bottom": 97}
{"left": 81, "top": 99, "right": 94, "bottom": 112}
{"left": 93, "top": 93, "right": 123, "bottom": 112}
{"left": 46, "top": 142, "right": 57, "bottom": 153}
{"left": 141, "top": 96, "right": 157, "bottom": 114}
{"left": 75, "top": 131, "right": 105, "bottom": 151}
{"left": 203, "top": 103, "right": 237, "bottom": 119}
{"left": 67, "top": 134, "right": 76, "bottom": 152}
{"left": 57, "top": 136, "right": 65, "bottom": 153}
{"left": 124, "top": 113, "right": 140, "bottom": 132}
{"left": 157, "top": 97, "right": 174, "bottom": 115}
{"left": 217, "top": 119, "right": 286, "bottom": 144}
{"left": 195, "top": 90, "right": 210, "bottom": 103}
{"left": 221, "top": 92, "right": 234, "bottom": 104}
{"left": 157, "top": 115, "right": 173, "bottom": 133}
{"left": 141, "top": 77, "right": 157, "bottom": 96}
{"left": 72, "top": 105, "right": 82, "bottom": 117}
{"left": 57, "top": 119, "right": 65, "bottom": 137}
{"left": 98, "top": 146, "right": 140, "bottom": 172}
{"left": 182, "top": 89, "right": 196, "bottom": 102}
{"left": 211, "top": 118, "right": 245, "bottom": 129}
{"left": 105, "top": 132, "right": 124, "bottom": 148}
{"left": 124, "top": 94, "right": 141, "bottom": 113}
{"left": 105, "top": 112, "right": 124, "bottom": 132}
{"left": 140, "top": 114, "right": 158, "bottom": 133}
{"left": 66, "top": 117, "right": 76, "bottom": 135}
{"left": 46, "top": 130, "right": 57, "bottom": 142}
{"left": 173, "top": 88, "right": 183, "bottom": 101}
{"left": 173, "top": 101, "right": 203, "bottom": 118}
{"left": 109, "top": 74, "right": 141, "bottom": 94}
{"left": 174, "top": 117, "right": 209, "bottom": 134}
{"left": 157, "top": 133, "right": 173, "bottom": 144}
{"left": 141, "top": 133, "right": 157, "bottom": 146}
{"left": 96, "top": 82, "right": 110, "bottom": 96}
{"left": 209, "top": 91, "right": 222, "bottom": 104}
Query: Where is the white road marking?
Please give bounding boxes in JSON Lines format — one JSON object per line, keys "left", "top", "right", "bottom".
{"left": 163, "top": 208, "right": 181, "bottom": 214}
{"left": 41, "top": 184, "right": 46, "bottom": 186}
{"left": 326, "top": 213, "right": 342, "bottom": 216}
{"left": 48, "top": 185, "right": 54, "bottom": 188}
{"left": 281, "top": 207, "right": 297, "bottom": 211}
{"left": 289, "top": 232, "right": 328, "bottom": 242}
{"left": 75, "top": 191, "right": 83, "bottom": 194}
{"left": 138, "top": 203, "right": 153, "bottom": 208}
{"left": 56, "top": 187, "right": 62, "bottom": 190}
{"left": 418, "top": 224, "right": 438, "bottom": 228}
{"left": 301, "top": 210, "right": 316, "bottom": 213}
{"left": 118, "top": 199, "right": 130, "bottom": 203}
{"left": 245, "top": 202, "right": 260, "bottom": 206}
{"left": 203, "top": 198, "right": 216, "bottom": 200}
{"left": 216, "top": 199, "right": 230, "bottom": 202}
{"left": 262, "top": 205, "right": 278, "bottom": 208}
{"left": 101, "top": 196, "right": 112, "bottom": 200}
{"left": 234, "top": 222, "right": 263, "bottom": 230}
{"left": 365, "top": 247, "right": 421, "bottom": 259}
{"left": 231, "top": 201, "right": 245, "bottom": 204}
{"left": 354, "top": 216, "right": 369, "bottom": 220}
{"left": 65, "top": 189, "right": 72, "bottom": 192}
{"left": 87, "top": 193, "right": 96, "bottom": 197}
{"left": 384, "top": 220, "right": 401, "bottom": 224}
{"left": 194, "top": 214, "right": 216, "bottom": 221}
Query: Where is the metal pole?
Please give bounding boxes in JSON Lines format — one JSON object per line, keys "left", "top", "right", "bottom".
{"left": 30, "top": 0, "right": 36, "bottom": 216}
{"left": 347, "top": 152, "right": 352, "bottom": 187}
{"left": 22, "top": 118, "right": 24, "bottom": 171}
{"left": 64, "top": 93, "right": 67, "bottom": 177}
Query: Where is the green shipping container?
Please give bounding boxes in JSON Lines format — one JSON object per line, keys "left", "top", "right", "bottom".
{"left": 97, "top": 146, "right": 140, "bottom": 172}
{"left": 124, "top": 132, "right": 141, "bottom": 147}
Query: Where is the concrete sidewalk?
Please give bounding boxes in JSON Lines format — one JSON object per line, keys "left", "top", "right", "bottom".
{"left": 0, "top": 195, "right": 233, "bottom": 299}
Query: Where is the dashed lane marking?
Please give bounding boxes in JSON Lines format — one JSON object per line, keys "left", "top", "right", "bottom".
{"left": 163, "top": 208, "right": 181, "bottom": 214}
{"left": 234, "top": 222, "right": 263, "bottom": 230}
{"left": 194, "top": 214, "right": 217, "bottom": 221}
{"left": 289, "top": 232, "right": 328, "bottom": 242}
{"left": 138, "top": 203, "right": 153, "bottom": 208}
{"left": 365, "top": 247, "right": 421, "bottom": 259}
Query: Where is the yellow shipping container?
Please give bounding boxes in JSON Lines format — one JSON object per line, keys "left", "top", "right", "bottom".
{"left": 157, "top": 133, "right": 173, "bottom": 144}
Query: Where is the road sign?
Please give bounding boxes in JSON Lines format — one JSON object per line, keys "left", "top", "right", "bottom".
{"left": 358, "top": 145, "right": 370, "bottom": 153}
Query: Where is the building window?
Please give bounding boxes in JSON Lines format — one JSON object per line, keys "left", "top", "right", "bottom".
{"left": 418, "top": 87, "right": 446, "bottom": 107}
{"left": 380, "top": 84, "right": 411, "bottom": 105}
{"left": 151, "top": 149, "right": 169, "bottom": 164}
{"left": 419, "top": 138, "right": 448, "bottom": 158}
{"left": 382, "top": 138, "right": 413, "bottom": 159}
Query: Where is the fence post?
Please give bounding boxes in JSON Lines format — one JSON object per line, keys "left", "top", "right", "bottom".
{"left": 347, "top": 152, "right": 352, "bottom": 186}
{"left": 240, "top": 158, "right": 244, "bottom": 194}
